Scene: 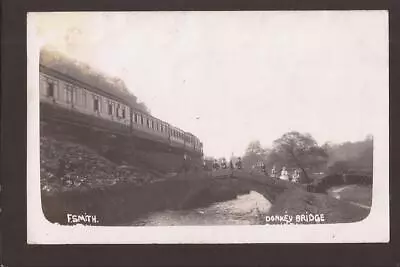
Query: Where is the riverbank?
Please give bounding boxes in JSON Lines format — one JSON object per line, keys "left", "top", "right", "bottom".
{"left": 42, "top": 173, "right": 255, "bottom": 225}
{"left": 267, "top": 186, "right": 371, "bottom": 224}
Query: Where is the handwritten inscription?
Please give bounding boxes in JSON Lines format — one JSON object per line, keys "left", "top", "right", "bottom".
{"left": 67, "top": 213, "right": 99, "bottom": 225}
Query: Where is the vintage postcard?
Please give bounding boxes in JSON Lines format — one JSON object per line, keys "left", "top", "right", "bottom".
{"left": 27, "top": 11, "right": 389, "bottom": 244}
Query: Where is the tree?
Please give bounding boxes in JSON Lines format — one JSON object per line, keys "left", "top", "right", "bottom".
{"left": 242, "top": 140, "right": 269, "bottom": 169}
{"left": 271, "top": 131, "right": 328, "bottom": 183}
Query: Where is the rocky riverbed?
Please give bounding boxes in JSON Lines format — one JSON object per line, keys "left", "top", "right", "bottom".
{"left": 131, "top": 191, "right": 271, "bottom": 226}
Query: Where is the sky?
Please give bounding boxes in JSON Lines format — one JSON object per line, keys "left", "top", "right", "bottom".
{"left": 31, "top": 11, "right": 388, "bottom": 159}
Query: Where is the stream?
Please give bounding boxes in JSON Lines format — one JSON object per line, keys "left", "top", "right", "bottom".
{"left": 131, "top": 190, "right": 272, "bottom": 226}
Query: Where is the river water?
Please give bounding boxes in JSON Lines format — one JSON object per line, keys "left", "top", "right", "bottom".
{"left": 132, "top": 191, "right": 272, "bottom": 226}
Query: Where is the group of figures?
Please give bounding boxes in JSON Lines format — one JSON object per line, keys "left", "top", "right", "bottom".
{"left": 250, "top": 161, "right": 301, "bottom": 183}
{"left": 271, "top": 165, "right": 301, "bottom": 183}
{"left": 204, "top": 156, "right": 301, "bottom": 183}
{"left": 209, "top": 157, "right": 242, "bottom": 170}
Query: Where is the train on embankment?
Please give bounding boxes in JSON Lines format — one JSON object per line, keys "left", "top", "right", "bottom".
{"left": 39, "top": 50, "right": 203, "bottom": 158}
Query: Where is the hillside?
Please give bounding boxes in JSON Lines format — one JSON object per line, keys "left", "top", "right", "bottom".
{"left": 40, "top": 117, "right": 205, "bottom": 195}
{"left": 40, "top": 134, "right": 157, "bottom": 195}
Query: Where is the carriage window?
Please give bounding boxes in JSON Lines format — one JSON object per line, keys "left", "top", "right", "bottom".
{"left": 122, "top": 107, "right": 126, "bottom": 119}
{"left": 65, "top": 87, "right": 72, "bottom": 103}
{"left": 108, "top": 102, "right": 113, "bottom": 115}
{"left": 73, "top": 88, "right": 78, "bottom": 104}
{"left": 93, "top": 97, "right": 99, "bottom": 112}
{"left": 116, "top": 104, "right": 120, "bottom": 117}
{"left": 47, "top": 82, "right": 54, "bottom": 97}
{"left": 82, "top": 91, "right": 87, "bottom": 107}
{"left": 76, "top": 89, "right": 81, "bottom": 105}
{"left": 134, "top": 113, "right": 138, "bottom": 123}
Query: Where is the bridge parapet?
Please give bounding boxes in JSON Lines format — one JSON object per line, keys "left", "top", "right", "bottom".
{"left": 210, "top": 169, "right": 303, "bottom": 203}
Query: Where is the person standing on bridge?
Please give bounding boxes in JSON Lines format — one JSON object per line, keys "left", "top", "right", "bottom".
{"left": 202, "top": 160, "right": 207, "bottom": 171}
{"left": 229, "top": 159, "right": 234, "bottom": 178}
{"left": 271, "top": 165, "right": 277, "bottom": 178}
{"left": 212, "top": 159, "right": 220, "bottom": 171}
{"left": 280, "top": 166, "right": 289, "bottom": 181}
{"left": 261, "top": 162, "right": 267, "bottom": 175}
{"left": 235, "top": 157, "right": 242, "bottom": 170}
{"left": 292, "top": 169, "right": 300, "bottom": 183}
{"left": 221, "top": 158, "right": 227, "bottom": 169}
{"left": 229, "top": 159, "right": 234, "bottom": 170}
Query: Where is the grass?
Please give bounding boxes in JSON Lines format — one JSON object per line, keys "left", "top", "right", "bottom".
{"left": 266, "top": 187, "right": 371, "bottom": 224}
{"left": 328, "top": 184, "right": 372, "bottom": 207}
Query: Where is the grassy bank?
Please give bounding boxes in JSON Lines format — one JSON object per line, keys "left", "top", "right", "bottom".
{"left": 265, "top": 187, "right": 370, "bottom": 224}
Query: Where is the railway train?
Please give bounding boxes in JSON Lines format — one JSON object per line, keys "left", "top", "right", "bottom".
{"left": 39, "top": 59, "right": 203, "bottom": 156}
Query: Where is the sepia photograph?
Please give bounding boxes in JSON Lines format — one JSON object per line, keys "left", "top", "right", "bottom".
{"left": 26, "top": 10, "right": 389, "bottom": 243}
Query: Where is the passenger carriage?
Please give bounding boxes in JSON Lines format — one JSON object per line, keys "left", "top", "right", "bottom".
{"left": 39, "top": 57, "right": 203, "bottom": 156}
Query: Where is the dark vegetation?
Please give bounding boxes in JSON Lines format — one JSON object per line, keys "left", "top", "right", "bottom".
{"left": 309, "top": 173, "right": 373, "bottom": 194}
{"left": 40, "top": 47, "right": 150, "bottom": 114}
{"left": 324, "top": 136, "right": 373, "bottom": 175}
